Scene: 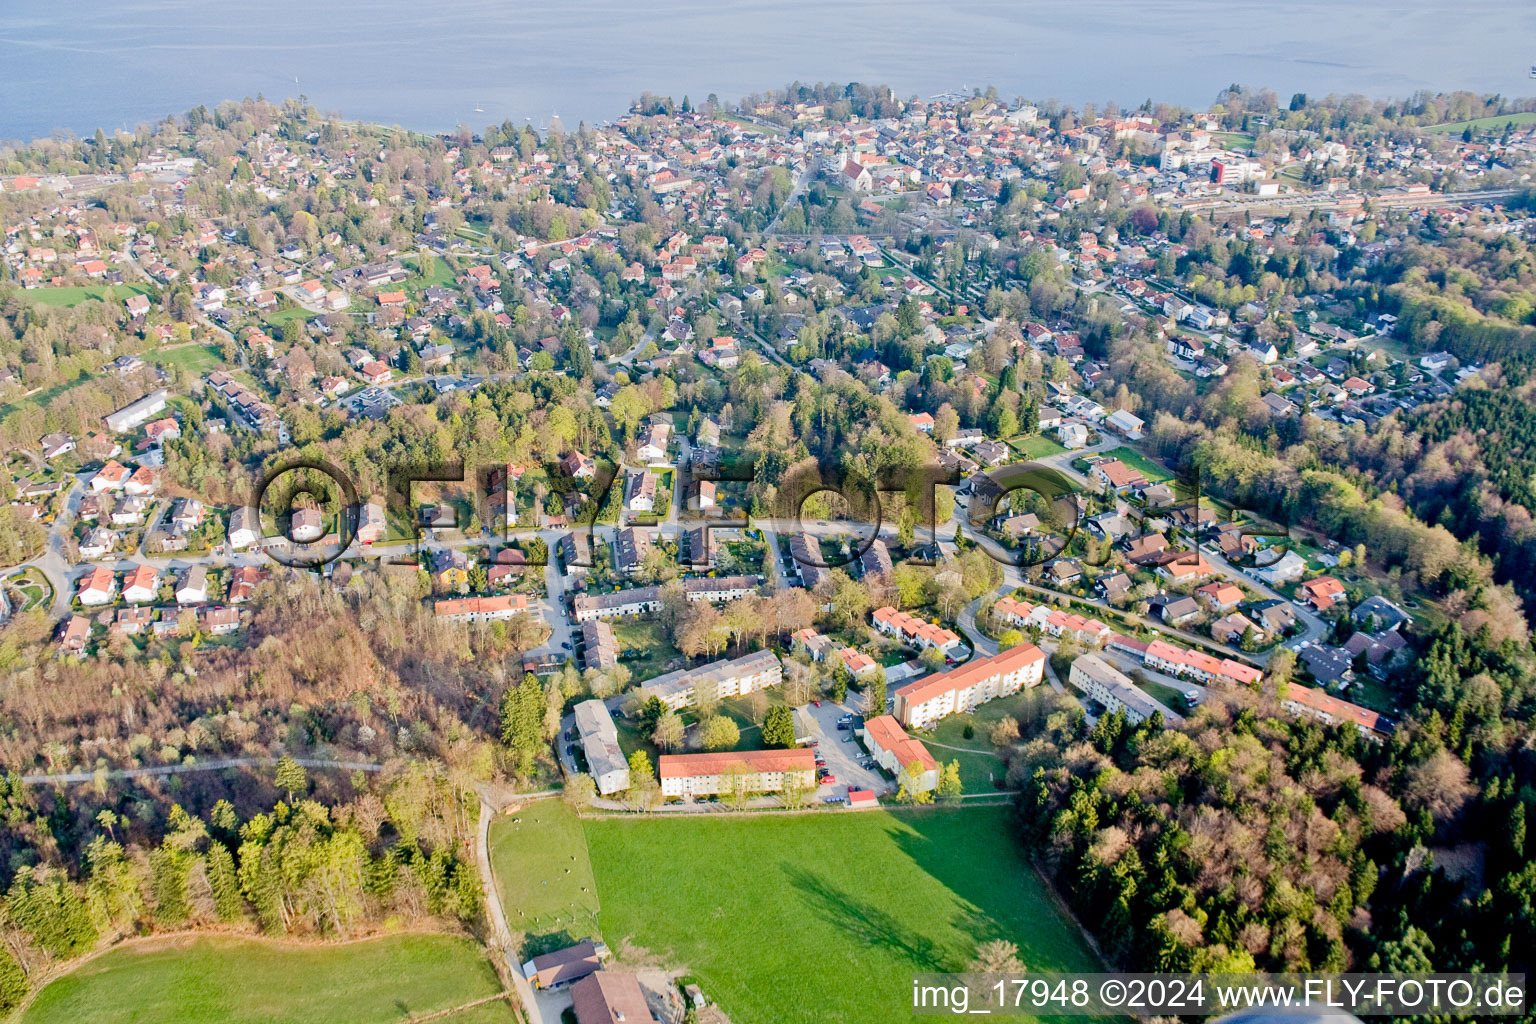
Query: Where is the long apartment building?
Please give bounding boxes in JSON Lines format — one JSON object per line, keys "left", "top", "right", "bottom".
{"left": 861, "top": 715, "right": 938, "bottom": 792}
{"left": 580, "top": 619, "right": 619, "bottom": 672}
{"left": 1067, "top": 653, "right": 1166, "bottom": 725}
{"left": 432, "top": 593, "right": 545, "bottom": 624}
{"left": 894, "top": 641, "right": 1045, "bottom": 729}
{"left": 790, "top": 532, "right": 830, "bottom": 591}
{"left": 658, "top": 747, "right": 816, "bottom": 799}
{"left": 639, "top": 649, "right": 782, "bottom": 711}
{"left": 572, "top": 699, "right": 630, "bottom": 795}
{"left": 571, "top": 575, "right": 760, "bottom": 622}
{"left": 1281, "top": 683, "right": 1393, "bottom": 738}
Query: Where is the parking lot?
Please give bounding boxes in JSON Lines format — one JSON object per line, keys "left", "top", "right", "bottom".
{"left": 798, "top": 697, "right": 893, "bottom": 800}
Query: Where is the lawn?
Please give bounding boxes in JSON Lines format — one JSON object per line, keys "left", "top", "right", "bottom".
{"left": 1213, "top": 131, "right": 1256, "bottom": 150}
{"left": 400, "top": 253, "right": 458, "bottom": 296}
{"left": 19, "top": 933, "right": 507, "bottom": 1024}
{"left": 609, "top": 619, "right": 682, "bottom": 679}
{"left": 262, "top": 304, "right": 318, "bottom": 330}
{"left": 1424, "top": 111, "right": 1536, "bottom": 135}
{"left": 8, "top": 568, "right": 53, "bottom": 611}
{"left": 19, "top": 283, "right": 153, "bottom": 308}
{"left": 1102, "top": 446, "right": 1173, "bottom": 484}
{"left": 145, "top": 343, "right": 225, "bottom": 375}
{"left": 584, "top": 806, "right": 1102, "bottom": 1024}
{"left": 1011, "top": 434, "right": 1068, "bottom": 460}
{"left": 488, "top": 801, "right": 601, "bottom": 956}
{"left": 1132, "top": 676, "right": 1188, "bottom": 712}
{"left": 924, "top": 691, "right": 1034, "bottom": 792}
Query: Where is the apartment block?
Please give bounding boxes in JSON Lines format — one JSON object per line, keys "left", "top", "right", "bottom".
{"left": 1067, "top": 653, "right": 1162, "bottom": 725}
{"left": 573, "top": 699, "right": 630, "bottom": 795}
{"left": 861, "top": 714, "right": 938, "bottom": 792}
{"left": 894, "top": 642, "right": 1045, "bottom": 729}
{"left": 658, "top": 747, "right": 815, "bottom": 799}
{"left": 639, "top": 649, "right": 782, "bottom": 711}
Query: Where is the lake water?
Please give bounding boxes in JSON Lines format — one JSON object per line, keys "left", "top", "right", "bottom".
{"left": 4, "top": 0, "right": 1535, "bottom": 141}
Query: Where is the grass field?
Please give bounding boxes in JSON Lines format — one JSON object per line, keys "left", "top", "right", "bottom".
{"left": 925, "top": 690, "right": 1035, "bottom": 792}
{"left": 489, "top": 801, "right": 602, "bottom": 956}
{"left": 1425, "top": 112, "right": 1536, "bottom": 135}
{"left": 262, "top": 304, "right": 318, "bottom": 329}
{"left": 19, "top": 283, "right": 153, "bottom": 307}
{"left": 1011, "top": 434, "right": 1069, "bottom": 460}
{"left": 584, "top": 806, "right": 1102, "bottom": 1024}
{"left": 1101, "top": 446, "right": 1173, "bottom": 484}
{"left": 145, "top": 343, "right": 225, "bottom": 375}
{"left": 610, "top": 619, "right": 682, "bottom": 679}
{"left": 20, "top": 933, "right": 508, "bottom": 1024}
{"left": 401, "top": 253, "right": 458, "bottom": 296}
{"left": 1133, "top": 675, "right": 1188, "bottom": 712}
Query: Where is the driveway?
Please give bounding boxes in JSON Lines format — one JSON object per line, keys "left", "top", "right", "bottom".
{"left": 799, "top": 699, "right": 890, "bottom": 798}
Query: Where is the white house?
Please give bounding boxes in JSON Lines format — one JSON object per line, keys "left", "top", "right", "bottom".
{"left": 1057, "top": 421, "right": 1089, "bottom": 449}
{"left": 227, "top": 506, "right": 261, "bottom": 550}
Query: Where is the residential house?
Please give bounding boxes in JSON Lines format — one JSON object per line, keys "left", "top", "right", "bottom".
{"left": 227, "top": 506, "right": 261, "bottom": 550}
{"left": 122, "top": 564, "right": 160, "bottom": 604}
{"left": 1092, "top": 459, "right": 1147, "bottom": 493}
{"left": 1282, "top": 683, "right": 1391, "bottom": 737}
{"left": 573, "top": 701, "right": 630, "bottom": 796}
{"left": 1299, "top": 576, "right": 1346, "bottom": 612}
{"left": 1352, "top": 595, "right": 1410, "bottom": 632}
{"left": 175, "top": 565, "right": 208, "bottom": 605}
{"left": 568, "top": 972, "right": 661, "bottom": 1024}
{"left": 76, "top": 566, "right": 116, "bottom": 606}
{"left": 1254, "top": 551, "right": 1306, "bottom": 585}
{"left": 290, "top": 508, "right": 325, "bottom": 542}
{"left": 624, "top": 470, "right": 657, "bottom": 513}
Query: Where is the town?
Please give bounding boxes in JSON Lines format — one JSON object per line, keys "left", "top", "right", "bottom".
{"left": 1, "top": 82, "right": 1534, "bottom": 1024}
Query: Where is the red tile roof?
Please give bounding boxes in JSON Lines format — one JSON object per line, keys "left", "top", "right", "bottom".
{"left": 863, "top": 715, "right": 937, "bottom": 771}
{"left": 897, "top": 642, "right": 1044, "bottom": 707}
{"left": 658, "top": 748, "right": 815, "bottom": 779}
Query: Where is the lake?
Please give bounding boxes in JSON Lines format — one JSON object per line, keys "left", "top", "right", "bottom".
{"left": 3, "top": 0, "right": 1535, "bottom": 141}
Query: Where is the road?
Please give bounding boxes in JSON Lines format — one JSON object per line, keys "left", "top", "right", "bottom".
{"left": 763, "top": 162, "right": 815, "bottom": 236}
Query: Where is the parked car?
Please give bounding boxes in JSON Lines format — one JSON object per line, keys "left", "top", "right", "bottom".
{"left": 813, "top": 700, "right": 822, "bottom": 707}
{"left": 820, "top": 774, "right": 837, "bottom": 785}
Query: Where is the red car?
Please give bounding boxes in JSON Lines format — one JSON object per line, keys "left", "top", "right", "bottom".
{"left": 813, "top": 700, "right": 822, "bottom": 707}
{"left": 820, "top": 774, "right": 837, "bottom": 785}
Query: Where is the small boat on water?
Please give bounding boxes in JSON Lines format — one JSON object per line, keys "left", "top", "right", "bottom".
{"left": 1530, "top": 65, "right": 1536, "bottom": 78}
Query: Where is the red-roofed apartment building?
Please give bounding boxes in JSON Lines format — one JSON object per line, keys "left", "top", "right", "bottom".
{"left": 861, "top": 715, "right": 938, "bottom": 792}
{"left": 658, "top": 748, "right": 816, "bottom": 800}
{"left": 1282, "top": 683, "right": 1392, "bottom": 738}
{"left": 894, "top": 642, "right": 1046, "bottom": 729}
